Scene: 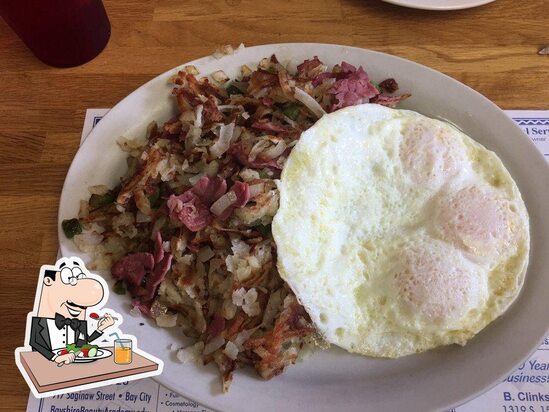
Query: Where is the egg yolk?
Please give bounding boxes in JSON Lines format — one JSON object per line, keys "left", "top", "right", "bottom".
{"left": 435, "top": 186, "right": 512, "bottom": 260}
{"left": 393, "top": 246, "right": 484, "bottom": 327}
{"left": 399, "top": 119, "right": 466, "bottom": 189}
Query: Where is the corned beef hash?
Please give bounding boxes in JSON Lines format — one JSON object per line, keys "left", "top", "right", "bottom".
{"left": 62, "top": 54, "right": 408, "bottom": 391}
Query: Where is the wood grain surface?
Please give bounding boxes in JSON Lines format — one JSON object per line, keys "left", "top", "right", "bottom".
{"left": 0, "top": 0, "right": 547, "bottom": 409}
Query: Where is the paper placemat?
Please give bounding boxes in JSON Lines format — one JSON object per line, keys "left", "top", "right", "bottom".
{"left": 26, "top": 109, "right": 549, "bottom": 412}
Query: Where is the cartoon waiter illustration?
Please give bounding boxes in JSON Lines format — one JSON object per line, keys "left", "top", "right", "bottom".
{"left": 15, "top": 256, "right": 163, "bottom": 398}
{"left": 29, "top": 258, "right": 115, "bottom": 365}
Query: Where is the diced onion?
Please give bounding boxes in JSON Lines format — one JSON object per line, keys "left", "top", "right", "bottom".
{"left": 188, "top": 173, "right": 204, "bottom": 186}
{"left": 155, "top": 313, "right": 178, "bottom": 328}
{"left": 217, "top": 105, "right": 241, "bottom": 111}
{"left": 223, "top": 341, "right": 239, "bottom": 360}
{"left": 210, "top": 122, "right": 235, "bottom": 158}
{"left": 210, "top": 191, "right": 237, "bottom": 216}
{"left": 211, "top": 70, "right": 229, "bottom": 84}
{"left": 244, "top": 288, "right": 258, "bottom": 304}
{"left": 197, "top": 246, "right": 215, "bottom": 262}
{"left": 263, "top": 141, "right": 287, "bottom": 159}
{"left": 195, "top": 139, "right": 212, "bottom": 148}
{"left": 74, "top": 231, "right": 104, "bottom": 246}
{"left": 89, "top": 223, "right": 106, "bottom": 234}
{"left": 179, "top": 110, "right": 194, "bottom": 122}
{"left": 117, "top": 136, "right": 146, "bottom": 153}
{"left": 248, "top": 183, "right": 265, "bottom": 198}
{"left": 248, "top": 140, "right": 270, "bottom": 161}
{"left": 171, "top": 236, "right": 187, "bottom": 254}
{"left": 136, "top": 211, "right": 152, "bottom": 223}
{"left": 176, "top": 342, "right": 204, "bottom": 363}
{"left": 242, "top": 301, "right": 261, "bottom": 317}
{"left": 176, "top": 349, "right": 191, "bottom": 363}
{"left": 294, "top": 87, "right": 326, "bottom": 118}
{"left": 203, "top": 335, "right": 225, "bottom": 355}
{"left": 187, "top": 125, "right": 202, "bottom": 145}
{"left": 235, "top": 266, "right": 252, "bottom": 282}
{"left": 240, "top": 64, "right": 253, "bottom": 77}
{"left": 221, "top": 300, "right": 237, "bottom": 320}
{"left": 129, "top": 306, "right": 142, "bottom": 317}
{"left": 239, "top": 168, "right": 260, "bottom": 181}
{"left": 261, "top": 289, "right": 283, "bottom": 327}
{"left": 232, "top": 287, "right": 246, "bottom": 307}
{"left": 233, "top": 327, "right": 259, "bottom": 350}
{"left": 204, "top": 160, "right": 219, "bottom": 177}
{"left": 183, "top": 65, "right": 199, "bottom": 75}
{"left": 194, "top": 105, "right": 204, "bottom": 128}
{"left": 258, "top": 57, "right": 270, "bottom": 70}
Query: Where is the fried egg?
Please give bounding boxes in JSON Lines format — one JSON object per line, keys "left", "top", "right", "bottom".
{"left": 272, "top": 104, "right": 529, "bottom": 357}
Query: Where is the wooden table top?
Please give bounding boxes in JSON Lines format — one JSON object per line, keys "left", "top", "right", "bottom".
{"left": 0, "top": 0, "right": 546, "bottom": 409}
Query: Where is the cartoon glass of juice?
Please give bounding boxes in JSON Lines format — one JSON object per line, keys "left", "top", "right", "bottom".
{"left": 114, "top": 339, "right": 132, "bottom": 364}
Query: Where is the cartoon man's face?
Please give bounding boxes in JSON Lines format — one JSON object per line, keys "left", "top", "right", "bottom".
{"left": 37, "top": 261, "right": 105, "bottom": 320}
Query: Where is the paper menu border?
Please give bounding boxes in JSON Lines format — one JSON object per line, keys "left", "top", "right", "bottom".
{"left": 506, "top": 110, "right": 549, "bottom": 160}
{"left": 80, "top": 108, "right": 110, "bottom": 144}
{"left": 26, "top": 109, "right": 549, "bottom": 412}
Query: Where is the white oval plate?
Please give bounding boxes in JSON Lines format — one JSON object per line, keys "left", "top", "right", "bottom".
{"left": 54, "top": 348, "right": 112, "bottom": 363}
{"left": 381, "top": 0, "right": 495, "bottom": 10}
{"left": 58, "top": 43, "right": 549, "bottom": 412}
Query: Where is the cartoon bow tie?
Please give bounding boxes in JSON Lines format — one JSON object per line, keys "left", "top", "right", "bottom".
{"left": 55, "top": 313, "right": 81, "bottom": 331}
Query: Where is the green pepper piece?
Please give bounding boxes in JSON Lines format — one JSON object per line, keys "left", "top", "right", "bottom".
{"left": 62, "top": 219, "right": 82, "bottom": 239}
{"left": 81, "top": 344, "right": 97, "bottom": 350}
{"left": 89, "top": 192, "right": 115, "bottom": 209}
{"left": 255, "top": 224, "right": 271, "bottom": 237}
{"left": 226, "top": 84, "right": 242, "bottom": 96}
{"left": 147, "top": 187, "right": 160, "bottom": 208}
{"left": 282, "top": 103, "right": 301, "bottom": 121}
{"left": 113, "top": 280, "right": 126, "bottom": 295}
{"left": 371, "top": 81, "right": 381, "bottom": 93}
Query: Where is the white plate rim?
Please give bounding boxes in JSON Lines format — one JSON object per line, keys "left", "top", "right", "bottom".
{"left": 54, "top": 347, "right": 112, "bottom": 362}
{"left": 57, "top": 42, "right": 549, "bottom": 412}
{"left": 381, "top": 0, "right": 496, "bottom": 10}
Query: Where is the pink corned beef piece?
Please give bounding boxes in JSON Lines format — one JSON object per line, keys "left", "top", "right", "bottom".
{"left": 167, "top": 191, "right": 212, "bottom": 232}
{"left": 191, "top": 176, "right": 227, "bottom": 206}
{"left": 218, "top": 181, "right": 251, "bottom": 220}
{"left": 167, "top": 176, "right": 228, "bottom": 231}
{"left": 328, "top": 62, "right": 380, "bottom": 111}
{"left": 111, "top": 252, "right": 155, "bottom": 286}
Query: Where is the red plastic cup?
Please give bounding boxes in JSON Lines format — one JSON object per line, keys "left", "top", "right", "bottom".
{"left": 0, "top": 0, "right": 111, "bottom": 68}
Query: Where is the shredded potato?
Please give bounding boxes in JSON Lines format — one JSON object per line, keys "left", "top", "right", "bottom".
{"left": 64, "top": 54, "right": 408, "bottom": 391}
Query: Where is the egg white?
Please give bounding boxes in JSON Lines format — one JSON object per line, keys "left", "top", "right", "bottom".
{"left": 273, "top": 104, "right": 529, "bottom": 357}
